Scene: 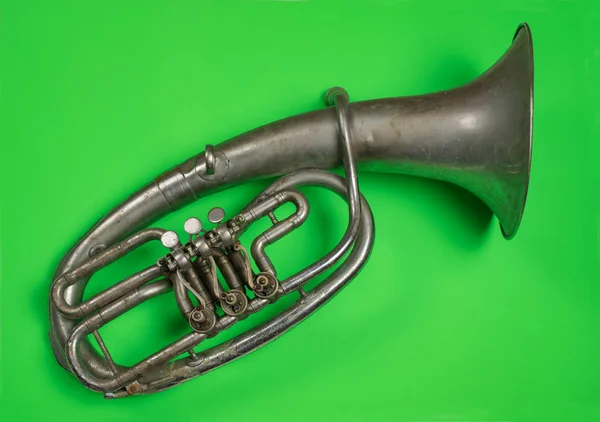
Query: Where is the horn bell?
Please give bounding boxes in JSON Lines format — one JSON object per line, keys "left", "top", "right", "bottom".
{"left": 441, "top": 22, "right": 534, "bottom": 239}
{"left": 473, "top": 22, "right": 534, "bottom": 239}
{"left": 354, "top": 23, "right": 533, "bottom": 239}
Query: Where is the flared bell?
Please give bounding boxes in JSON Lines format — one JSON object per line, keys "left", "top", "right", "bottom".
{"left": 474, "top": 23, "right": 534, "bottom": 238}
{"left": 438, "top": 22, "right": 534, "bottom": 239}
{"left": 357, "top": 23, "right": 534, "bottom": 239}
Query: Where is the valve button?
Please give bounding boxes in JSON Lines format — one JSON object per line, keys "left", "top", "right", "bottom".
{"left": 161, "top": 231, "right": 180, "bottom": 249}
{"left": 184, "top": 217, "right": 203, "bottom": 235}
{"left": 208, "top": 207, "right": 225, "bottom": 224}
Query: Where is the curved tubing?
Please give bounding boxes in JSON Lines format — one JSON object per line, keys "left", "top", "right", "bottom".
{"left": 51, "top": 229, "right": 165, "bottom": 319}
{"left": 65, "top": 172, "right": 373, "bottom": 394}
{"left": 49, "top": 24, "right": 532, "bottom": 391}
{"left": 137, "top": 173, "right": 374, "bottom": 396}
{"left": 247, "top": 189, "right": 311, "bottom": 276}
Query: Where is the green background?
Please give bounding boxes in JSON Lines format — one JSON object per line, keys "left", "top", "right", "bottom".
{"left": 1, "top": 1, "right": 599, "bottom": 421}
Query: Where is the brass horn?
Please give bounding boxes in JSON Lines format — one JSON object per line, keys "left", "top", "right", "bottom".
{"left": 49, "top": 23, "right": 533, "bottom": 397}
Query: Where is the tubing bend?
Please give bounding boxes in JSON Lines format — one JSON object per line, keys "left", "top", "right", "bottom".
{"left": 245, "top": 190, "right": 310, "bottom": 276}
{"left": 51, "top": 229, "right": 166, "bottom": 319}
{"left": 49, "top": 89, "right": 364, "bottom": 387}
{"left": 61, "top": 170, "right": 373, "bottom": 395}
{"left": 52, "top": 265, "right": 162, "bottom": 319}
{"left": 328, "top": 88, "right": 361, "bottom": 221}
{"left": 134, "top": 170, "right": 374, "bottom": 393}
{"left": 66, "top": 280, "right": 174, "bottom": 392}
{"left": 245, "top": 89, "right": 361, "bottom": 293}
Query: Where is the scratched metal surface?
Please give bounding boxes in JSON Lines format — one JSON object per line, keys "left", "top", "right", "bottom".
{"left": 1, "top": 1, "right": 599, "bottom": 421}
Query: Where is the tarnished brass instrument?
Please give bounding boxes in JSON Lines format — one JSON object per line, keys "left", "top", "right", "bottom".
{"left": 49, "top": 23, "right": 533, "bottom": 397}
